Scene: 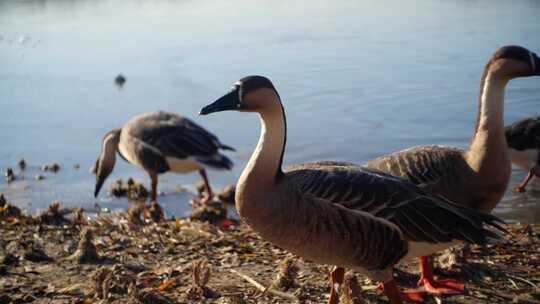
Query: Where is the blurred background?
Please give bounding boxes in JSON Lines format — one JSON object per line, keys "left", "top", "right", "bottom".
{"left": 0, "top": 0, "right": 539, "bottom": 222}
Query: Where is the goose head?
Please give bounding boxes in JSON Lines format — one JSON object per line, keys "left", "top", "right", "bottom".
{"left": 487, "top": 45, "right": 540, "bottom": 79}
{"left": 200, "top": 75, "right": 280, "bottom": 115}
{"left": 93, "top": 129, "right": 121, "bottom": 197}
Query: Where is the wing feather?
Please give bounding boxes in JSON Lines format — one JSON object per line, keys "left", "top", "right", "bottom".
{"left": 285, "top": 163, "right": 506, "bottom": 245}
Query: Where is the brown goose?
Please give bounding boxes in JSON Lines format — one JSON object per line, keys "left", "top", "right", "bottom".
{"left": 365, "top": 45, "right": 540, "bottom": 294}
{"left": 200, "top": 76, "right": 506, "bottom": 304}
{"left": 93, "top": 111, "right": 234, "bottom": 206}
{"left": 505, "top": 116, "right": 540, "bottom": 192}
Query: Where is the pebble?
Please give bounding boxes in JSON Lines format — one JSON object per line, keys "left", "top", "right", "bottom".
{"left": 5, "top": 168, "right": 16, "bottom": 182}
{"left": 115, "top": 74, "right": 126, "bottom": 88}
{"left": 18, "top": 159, "right": 26, "bottom": 171}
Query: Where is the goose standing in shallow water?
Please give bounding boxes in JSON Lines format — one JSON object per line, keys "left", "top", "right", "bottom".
{"left": 365, "top": 45, "right": 540, "bottom": 294}
{"left": 200, "top": 76, "right": 507, "bottom": 304}
{"left": 93, "top": 111, "right": 234, "bottom": 206}
{"left": 505, "top": 116, "right": 540, "bottom": 192}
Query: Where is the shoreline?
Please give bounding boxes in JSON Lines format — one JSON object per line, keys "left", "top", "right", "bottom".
{"left": 1, "top": 205, "right": 539, "bottom": 304}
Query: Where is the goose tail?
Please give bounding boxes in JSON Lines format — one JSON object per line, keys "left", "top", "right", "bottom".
{"left": 197, "top": 153, "right": 234, "bottom": 170}
{"left": 219, "top": 143, "right": 236, "bottom": 152}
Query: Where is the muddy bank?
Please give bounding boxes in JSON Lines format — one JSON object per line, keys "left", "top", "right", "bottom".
{"left": 0, "top": 204, "right": 539, "bottom": 304}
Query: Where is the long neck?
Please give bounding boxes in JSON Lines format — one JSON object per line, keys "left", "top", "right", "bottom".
{"left": 236, "top": 96, "right": 287, "bottom": 212}
{"left": 467, "top": 70, "right": 511, "bottom": 182}
{"left": 98, "top": 129, "right": 121, "bottom": 176}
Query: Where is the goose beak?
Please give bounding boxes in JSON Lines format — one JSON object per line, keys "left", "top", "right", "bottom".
{"left": 534, "top": 52, "right": 540, "bottom": 75}
{"left": 200, "top": 90, "right": 240, "bottom": 115}
{"left": 94, "top": 178, "right": 105, "bottom": 198}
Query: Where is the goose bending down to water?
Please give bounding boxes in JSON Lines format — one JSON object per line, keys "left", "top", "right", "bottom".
{"left": 93, "top": 111, "right": 234, "bottom": 206}
{"left": 505, "top": 116, "right": 540, "bottom": 192}
{"left": 199, "top": 76, "right": 507, "bottom": 304}
{"left": 365, "top": 45, "right": 540, "bottom": 294}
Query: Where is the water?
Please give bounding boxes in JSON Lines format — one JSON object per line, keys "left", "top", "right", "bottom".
{"left": 1, "top": 0, "right": 539, "bottom": 222}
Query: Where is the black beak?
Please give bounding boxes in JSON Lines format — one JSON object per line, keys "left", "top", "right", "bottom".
{"left": 94, "top": 178, "right": 105, "bottom": 198}
{"left": 200, "top": 90, "right": 240, "bottom": 115}
{"left": 534, "top": 52, "right": 540, "bottom": 76}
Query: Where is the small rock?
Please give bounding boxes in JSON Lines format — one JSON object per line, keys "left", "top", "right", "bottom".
{"left": 41, "top": 163, "right": 60, "bottom": 173}
{"left": 50, "top": 163, "right": 60, "bottom": 173}
{"left": 5, "top": 168, "right": 15, "bottom": 182}
{"left": 18, "top": 159, "right": 26, "bottom": 171}
{"left": 115, "top": 74, "right": 126, "bottom": 88}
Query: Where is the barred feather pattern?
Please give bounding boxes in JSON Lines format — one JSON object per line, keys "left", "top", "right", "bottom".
{"left": 285, "top": 162, "right": 504, "bottom": 241}
{"left": 362, "top": 145, "right": 490, "bottom": 207}
{"left": 122, "top": 111, "right": 234, "bottom": 171}
{"left": 255, "top": 187, "right": 408, "bottom": 272}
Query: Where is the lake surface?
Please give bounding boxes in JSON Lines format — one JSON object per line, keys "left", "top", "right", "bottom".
{"left": 1, "top": 0, "right": 539, "bottom": 222}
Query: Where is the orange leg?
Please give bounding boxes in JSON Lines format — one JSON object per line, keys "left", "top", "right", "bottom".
{"left": 379, "top": 279, "right": 424, "bottom": 303}
{"left": 417, "top": 256, "right": 464, "bottom": 295}
{"left": 191, "top": 169, "right": 214, "bottom": 207}
{"left": 513, "top": 168, "right": 536, "bottom": 193}
{"left": 328, "top": 267, "right": 345, "bottom": 304}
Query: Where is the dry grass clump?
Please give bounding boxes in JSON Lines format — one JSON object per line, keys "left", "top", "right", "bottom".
{"left": 146, "top": 201, "right": 164, "bottom": 223}
{"left": 0, "top": 194, "right": 22, "bottom": 219}
{"left": 36, "top": 201, "right": 69, "bottom": 225}
{"left": 92, "top": 265, "right": 135, "bottom": 299}
{"left": 68, "top": 227, "right": 99, "bottom": 263}
{"left": 273, "top": 257, "right": 300, "bottom": 291}
{"left": 185, "top": 260, "right": 218, "bottom": 300}
{"left": 339, "top": 272, "right": 366, "bottom": 304}
{"left": 108, "top": 178, "right": 149, "bottom": 200}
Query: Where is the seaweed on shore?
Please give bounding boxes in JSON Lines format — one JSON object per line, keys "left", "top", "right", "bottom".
{"left": 108, "top": 178, "right": 149, "bottom": 200}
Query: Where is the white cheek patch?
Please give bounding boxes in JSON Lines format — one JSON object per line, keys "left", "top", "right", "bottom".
{"left": 529, "top": 52, "right": 536, "bottom": 72}
{"left": 230, "top": 82, "right": 243, "bottom": 106}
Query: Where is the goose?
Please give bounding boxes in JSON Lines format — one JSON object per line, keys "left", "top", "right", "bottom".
{"left": 365, "top": 45, "right": 540, "bottom": 295}
{"left": 199, "top": 75, "right": 507, "bottom": 304}
{"left": 93, "top": 111, "right": 234, "bottom": 206}
{"left": 505, "top": 116, "right": 540, "bottom": 192}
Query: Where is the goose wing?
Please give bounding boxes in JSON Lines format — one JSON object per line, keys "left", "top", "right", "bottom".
{"left": 363, "top": 145, "right": 464, "bottom": 186}
{"left": 278, "top": 190, "right": 408, "bottom": 271}
{"left": 285, "top": 164, "right": 505, "bottom": 245}
{"left": 130, "top": 112, "right": 233, "bottom": 160}
{"left": 505, "top": 117, "right": 540, "bottom": 151}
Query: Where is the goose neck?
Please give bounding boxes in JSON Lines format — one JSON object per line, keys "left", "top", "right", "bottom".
{"left": 235, "top": 97, "right": 287, "bottom": 217}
